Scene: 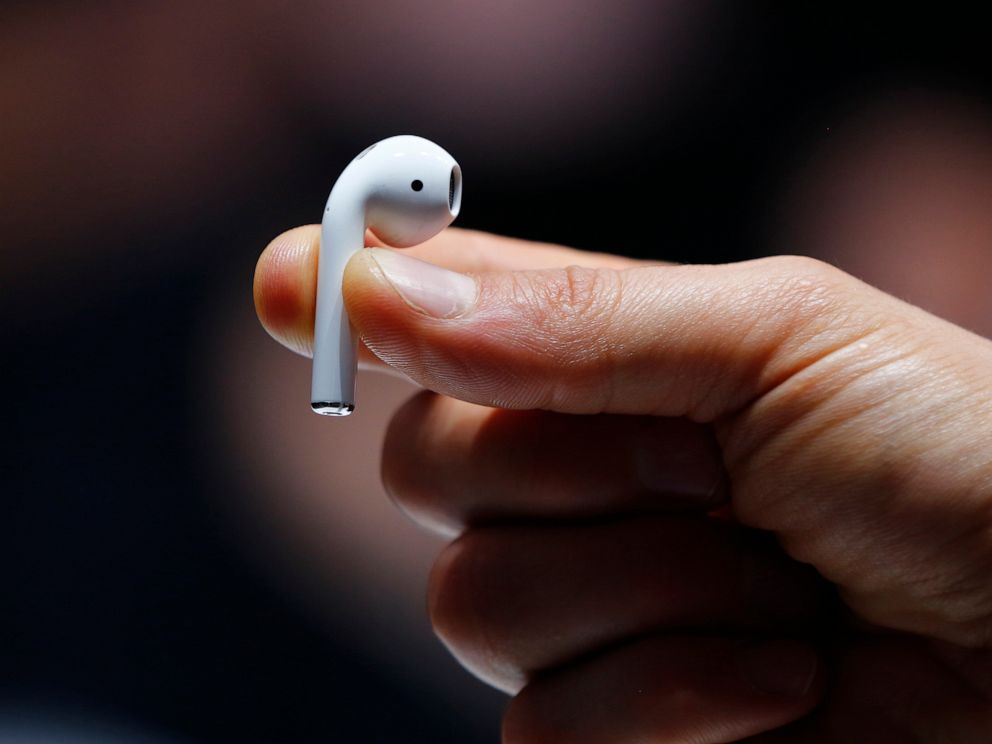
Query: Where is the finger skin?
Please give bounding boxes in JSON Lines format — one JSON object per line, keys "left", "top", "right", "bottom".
{"left": 428, "top": 517, "right": 834, "bottom": 693}
{"left": 502, "top": 634, "right": 824, "bottom": 744}
{"left": 253, "top": 225, "right": 644, "bottom": 356}
{"left": 254, "top": 225, "right": 319, "bottom": 357}
{"left": 738, "top": 637, "right": 992, "bottom": 743}
{"left": 343, "top": 250, "right": 885, "bottom": 418}
{"left": 343, "top": 244, "right": 992, "bottom": 648}
{"left": 382, "top": 391, "right": 725, "bottom": 536}
{"left": 256, "top": 226, "right": 992, "bottom": 649}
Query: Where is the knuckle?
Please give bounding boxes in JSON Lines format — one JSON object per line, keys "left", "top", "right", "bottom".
{"left": 734, "top": 254, "right": 883, "bottom": 374}
{"left": 522, "top": 266, "right": 624, "bottom": 336}
{"left": 559, "top": 265, "right": 623, "bottom": 324}
{"left": 520, "top": 266, "right": 626, "bottom": 382}
{"left": 495, "top": 266, "right": 627, "bottom": 411}
{"left": 760, "top": 255, "right": 855, "bottom": 320}
{"left": 541, "top": 267, "right": 625, "bottom": 410}
{"left": 553, "top": 265, "right": 613, "bottom": 318}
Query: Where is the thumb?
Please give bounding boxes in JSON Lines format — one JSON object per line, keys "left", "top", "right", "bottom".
{"left": 345, "top": 246, "right": 909, "bottom": 420}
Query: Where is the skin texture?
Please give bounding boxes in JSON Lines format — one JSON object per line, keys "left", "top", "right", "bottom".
{"left": 254, "top": 226, "right": 992, "bottom": 742}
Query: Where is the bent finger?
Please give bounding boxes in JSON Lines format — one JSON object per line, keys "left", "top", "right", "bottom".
{"left": 503, "top": 634, "right": 823, "bottom": 743}
{"left": 429, "top": 517, "right": 833, "bottom": 692}
{"left": 383, "top": 391, "right": 725, "bottom": 536}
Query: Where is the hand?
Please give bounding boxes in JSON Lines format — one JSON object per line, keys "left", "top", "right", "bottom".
{"left": 254, "top": 226, "right": 992, "bottom": 742}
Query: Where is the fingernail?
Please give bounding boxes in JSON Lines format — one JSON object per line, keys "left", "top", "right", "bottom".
{"left": 633, "top": 422, "right": 724, "bottom": 499}
{"left": 367, "top": 248, "right": 477, "bottom": 318}
{"left": 736, "top": 640, "right": 818, "bottom": 698}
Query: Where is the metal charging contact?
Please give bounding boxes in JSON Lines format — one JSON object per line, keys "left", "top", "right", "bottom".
{"left": 311, "top": 402, "right": 355, "bottom": 416}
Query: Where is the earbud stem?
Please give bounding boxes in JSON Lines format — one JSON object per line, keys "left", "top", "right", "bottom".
{"left": 311, "top": 190, "right": 364, "bottom": 415}
{"left": 309, "top": 135, "right": 460, "bottom": 416}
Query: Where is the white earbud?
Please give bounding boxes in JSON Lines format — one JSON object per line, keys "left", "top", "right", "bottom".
{"left": 311, "top": 135, "right": 462, "bottom": 415}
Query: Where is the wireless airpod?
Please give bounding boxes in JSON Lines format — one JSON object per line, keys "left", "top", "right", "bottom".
{"left": 311, "top": 135, "right": 462, "bottom": 415}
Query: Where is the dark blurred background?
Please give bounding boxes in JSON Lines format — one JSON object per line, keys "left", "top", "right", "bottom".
{"left": 4, "top": 3, "right": 992, "bottom": 741}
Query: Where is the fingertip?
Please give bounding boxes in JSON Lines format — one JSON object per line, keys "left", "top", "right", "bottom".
{"left": 254, "top": 225, "right": 320, "bottom": 356}
{"left": 341, "top": 244, "right": 380, "bottom": 287}
{"left": 342, "top": 247, "right": 421, "bottom": 332}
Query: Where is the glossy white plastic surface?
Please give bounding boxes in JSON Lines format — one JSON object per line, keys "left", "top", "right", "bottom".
{"left": 311, "top": 135, "right": 461, "bottom": 415}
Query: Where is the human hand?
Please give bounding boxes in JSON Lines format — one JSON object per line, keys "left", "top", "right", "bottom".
{"left": 254, "top": 226, "right": 992, "bottom": 741}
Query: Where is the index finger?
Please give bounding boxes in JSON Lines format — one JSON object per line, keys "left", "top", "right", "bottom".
{"left": 252, "top": 225, "right": 647, "bottom": 357}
